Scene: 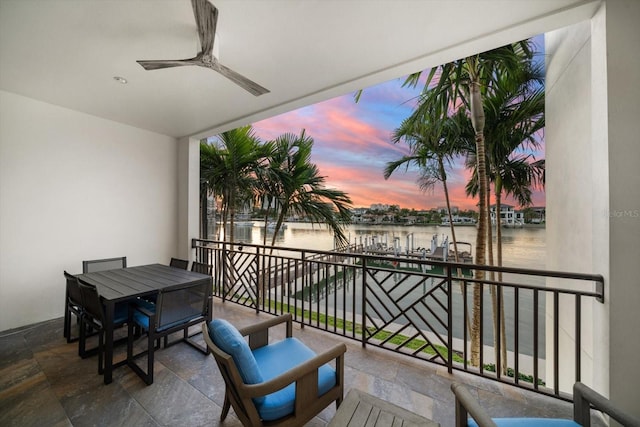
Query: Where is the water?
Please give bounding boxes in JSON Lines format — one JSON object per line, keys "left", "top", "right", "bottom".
{"left": 215, "top": 221, "right": 546, "bottom": 269}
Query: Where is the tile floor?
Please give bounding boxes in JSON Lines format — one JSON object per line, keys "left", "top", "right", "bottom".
{"left": 1, "top": 299, "right": 601, "bottom": 427}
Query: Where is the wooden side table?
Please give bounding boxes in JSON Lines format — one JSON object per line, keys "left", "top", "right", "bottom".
{"left": 329, "top": 388, "right": 440, "bottom": 427}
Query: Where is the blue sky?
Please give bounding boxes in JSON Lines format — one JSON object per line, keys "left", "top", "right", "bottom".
{"left": 248, "top": 36, "right": 545, "bottom": 211}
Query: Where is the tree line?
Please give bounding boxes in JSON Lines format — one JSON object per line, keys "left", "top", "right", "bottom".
{"left": 200, "top": 128, "right": 353, "bottom": 247}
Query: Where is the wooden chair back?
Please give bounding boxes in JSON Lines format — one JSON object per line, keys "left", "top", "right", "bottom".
{"left": 82, "top": 256, "right": 127, "bottom": 273}
{"left": 169, "top": 257, "right": 189, "bottom": 270}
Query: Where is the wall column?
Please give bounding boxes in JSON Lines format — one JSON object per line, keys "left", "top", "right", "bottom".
{"left": 604, "top": 0, "right": 640, "bottom": 419}
{"left": 177, "top": 137, "right": 200, "bottom": 261}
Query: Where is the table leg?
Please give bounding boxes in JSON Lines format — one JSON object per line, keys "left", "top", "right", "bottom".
{"left": 63, "top": 288, "right": 70, "bottom": 340}
{"left": 103, "top": 301, "right": 115, "bottom": 384}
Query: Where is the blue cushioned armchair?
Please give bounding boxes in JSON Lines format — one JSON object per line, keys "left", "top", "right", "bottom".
{"left": 202, "top": 314, "right": 346, "bottom": 427}
{"left": 452, "top": 382, "right": 640, "bottom": 427}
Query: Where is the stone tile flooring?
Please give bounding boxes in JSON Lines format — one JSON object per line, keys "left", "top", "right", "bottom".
{"left": 1, "top": 300, "right": 600, "bottom": 426}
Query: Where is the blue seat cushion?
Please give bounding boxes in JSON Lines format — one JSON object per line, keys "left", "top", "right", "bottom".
{"left": 113, "top": 302, "right": 129, "bottom": 325}
{"left": 253, "top": 337, "right": 337, "bottom": 421}
{"left": 133, "top": 299, "right": 201, "bottom": 332}
{"left": 207, "top": 319, "right": 264, "bottom": 387}
{"left": 469, "top": 419, "right": 580, "bottom": 427}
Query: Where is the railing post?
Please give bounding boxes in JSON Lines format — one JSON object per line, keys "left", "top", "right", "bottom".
{"left": 447, "top": 265, "right": 453, "bottom": 374}
{"left": 221, "top": 241, "right": 227, "bottom": 303}
{"left": 255, "top": 245, "right": 261, "bottom": 314}
{"left": 362, "top": 256, "right": 367, "bottom": 348}
{"left": 301, "top": 251, "right": 306, "bottom": 329}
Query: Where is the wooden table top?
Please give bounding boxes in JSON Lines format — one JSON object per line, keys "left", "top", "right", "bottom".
{"left": 77, "top": 263, "right": 211, "bottom": 303}
{"left": 329, "top": 388, "right": 439, "bottom": 427}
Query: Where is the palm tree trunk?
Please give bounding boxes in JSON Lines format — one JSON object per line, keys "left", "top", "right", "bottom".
{"left": 229, "top": 191, "right": 235, "bottom": 244}
{"left": 495, "top": 179, "right": 508, "bottom": 374}
{"left": 262, "top": 196, "right": 272, "bottom": 246}
{"left": 469, "top": 74, "right": 487, "bottom": 367}
{"left": 487, "top": 182, "right": 497, "bottom": 369}
{"left": 200, "top": 189, "right": 209, "bottom": 239}
{"left": 440, "top": 159, "right": 472, "bottom": 336}
{"left": 221, "top": 199, "right": 228, "bottom": 241}
{"left": 270, "top": 209, "right": 287, "bottom": 247}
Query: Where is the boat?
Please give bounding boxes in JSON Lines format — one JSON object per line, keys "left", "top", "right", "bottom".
{"left": 234, "top": 213, "right": 254, "bottom": 227}
{"left": 215, "top": 220, "right": 254, "bottom": 226}
{"left": 422, "top": 234, "right": 473, "bottom": 263}
{"left": 235, "top": 221, "right": 254, "bottom": 226}
{"left": 440, "top": 216, "right": 477, "bottom": 227}
{"left": 267, "top": 222, "right": 287, "bottom": 230}
{"left": 448, "top": 241, "right": 473, "bottom": 263}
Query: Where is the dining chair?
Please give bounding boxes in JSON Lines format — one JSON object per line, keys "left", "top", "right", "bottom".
{"left": 186, "top": 261, "right": 214, "bottom": 341}
{"left": 63, "top": 271, "right": 84, "bottom": 344}
{"left": 127, "top": 281, "right": 210, "bottom": 384}
{"left": 82, "top": 256, "right": 127, "bottom": 273}
{"left": 170, "top": 257, "right": 189, "bottom": 270}
{"left": 77, "top": 280, "right": 128, "bottom": 374}
{"left": 191, "top": 261, "right": 212, "bottom": 275}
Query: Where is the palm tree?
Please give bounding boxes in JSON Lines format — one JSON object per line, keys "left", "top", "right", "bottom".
{"left": 252, "top": 141, "right": 278, "bottom": 245}
{"left": 459, "top": 66, "right": 545, "bottom": 373}
{"left": 202, "top": 125, "right": 265, "bottom": 244}
{"left": 386, "top": 107, "right": 476, "bottom": 335}
{"left": 385, "top": 106, "right": 464, "bottom": 262}
{"left": 264, "top": 130, "right": 353, "bottom": 248}
{"left": 403, "top": 40, "right": 535, "bottom": 366}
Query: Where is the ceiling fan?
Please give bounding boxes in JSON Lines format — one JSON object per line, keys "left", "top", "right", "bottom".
{"left": 137, "top": 0, "right": 269, "bottom": 96}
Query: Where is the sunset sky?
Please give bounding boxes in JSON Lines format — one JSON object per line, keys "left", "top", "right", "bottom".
{"left": 249, "top": 39, "right": 545, "bottom": 212}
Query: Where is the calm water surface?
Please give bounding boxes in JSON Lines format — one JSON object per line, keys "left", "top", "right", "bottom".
{"left": 218, "top": 222, "right": 546, "bottom": 269}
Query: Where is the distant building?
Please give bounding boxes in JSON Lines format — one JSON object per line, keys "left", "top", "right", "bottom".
{"left": 529, "top": 206, "right": 546, "bottom": 224}
{"left": 490, "top": 204, "right": 524, "bottom": 227}
{"left": 437, "top": 206, "right": 459, "bottom": 214}
{"left": 370, "top": 203, "right": 390, "bottom": 211}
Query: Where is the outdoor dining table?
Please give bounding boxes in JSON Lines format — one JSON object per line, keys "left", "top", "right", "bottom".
{"left": 76, "top": 263, "right": 213, "bottom": 384}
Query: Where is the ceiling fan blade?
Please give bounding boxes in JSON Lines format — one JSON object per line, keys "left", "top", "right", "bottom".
{"left": 137, "top": 59, "right": 198, "bottom": 70}
{"left": 213, "top": 61, "right": 270, "bottom": 96}
{"left": 137, "top": 0, "right": 270, "bottom": 96}
{"left": 191, "top": 0, "right": 217, "bottom": 56}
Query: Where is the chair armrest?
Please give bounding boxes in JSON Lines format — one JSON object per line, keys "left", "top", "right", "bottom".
{"left": 238, "top": 314, "right": 293, "bottom": 349}
{"left": 451, "top": 383, "right": 497, "bottom": 427}
{"left": 573, "top": 382, "right": 640, "bottom": 427}
{"left": 239, "top": 342, "right": 347, "bottom": 399}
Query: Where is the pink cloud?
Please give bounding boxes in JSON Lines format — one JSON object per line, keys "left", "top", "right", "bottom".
{"left": 250, "top": 77, "right": 545, "bottom": 213}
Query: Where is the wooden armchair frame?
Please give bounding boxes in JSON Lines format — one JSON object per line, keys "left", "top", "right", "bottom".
{"left": 452, "top": 382, "right": 640, "bottom": 427}
{"left": 203, "top": 314, "right": 346, "bottom": 427}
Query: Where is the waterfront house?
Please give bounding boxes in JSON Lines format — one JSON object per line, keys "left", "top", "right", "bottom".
{"left": 1, "top": 0, "right": 638, "bottom": 423}
{"left": 490, "top": 204, "right": 525, "bottom": 227}
{"left": 529, "top": 206, "right": 547, "bottom": 224}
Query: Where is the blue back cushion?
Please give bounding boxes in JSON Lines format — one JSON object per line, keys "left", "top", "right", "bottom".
{"left": 208, "top": 319, "right": 264, "bottom": 387}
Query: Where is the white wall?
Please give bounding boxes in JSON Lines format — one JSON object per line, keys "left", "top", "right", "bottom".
{"left": 545, "top": 18, "right": 601, "bottom": 393}
{"left": 177, "top": 136, "right": 200, "bottom": 261}
{"left": 0, "top": 90, "right": 179, "bottom": 331}
{"left": 546, "top": 0, "right": 640, "bottom": 419}
{"left": 603, "top": 0, "right": 640, "bottom": 418}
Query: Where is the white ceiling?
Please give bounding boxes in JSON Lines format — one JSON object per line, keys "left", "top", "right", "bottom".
{"left": 0, "top": 0, "right": 599, "bottom": 139}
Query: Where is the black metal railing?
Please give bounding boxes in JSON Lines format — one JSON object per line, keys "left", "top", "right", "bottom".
{"left": 193, "top": 238, "right": 604, "bottom": 401}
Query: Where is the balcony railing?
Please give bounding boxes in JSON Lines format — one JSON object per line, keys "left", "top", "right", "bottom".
{"left": 193, "top": 238, "right": 604, "bottom": 401}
